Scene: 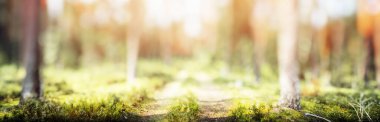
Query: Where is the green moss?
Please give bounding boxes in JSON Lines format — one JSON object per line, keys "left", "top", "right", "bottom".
{"left": 230, "top": 104, "right": 254, "bottom": 122}
{"left": 165, "top": 94, "right": 199, "bottom": 122}
{"left": 302, "top": 92, "right": 380, "bottom": 122}
{"left": 0, "top": 61, "right": 172, "bottom": 121}
{"left": 263, "top": 108, "right": 305, "bottom": 122}
{"left": 302, "top": 100, "right": 355, "bottom": 121}
{"left": 1, "top": 60, "right": 380, "bottom": 121}
{"left": 2, "top": 98, "right": 139, "bottom": 121}
{"left": 228, "top": 90, "right": 380, "bottom": 122}
{"left": 230, "top": 101, "right": 306, "bottom": 122}
{"left": 0, "top": 86, "right": 160, "bottom": 121}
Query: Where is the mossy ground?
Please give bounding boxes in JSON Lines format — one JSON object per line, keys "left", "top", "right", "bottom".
{"left": 1, "top": 58, "right": 380, "bottom": 121}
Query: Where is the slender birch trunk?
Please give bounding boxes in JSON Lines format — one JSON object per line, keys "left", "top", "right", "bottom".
{"left": 277, "top": 0, "right": 301, "bottom": 110}
{"left": 126, "top": 0, "right": 144, "bottom": 83}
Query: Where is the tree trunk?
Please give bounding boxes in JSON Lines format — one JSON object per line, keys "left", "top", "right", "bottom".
{"left": 251, "top": 8, "right": 268, "bottom": 83}
{"left": 277, "top": 0, "right": 300, "bottom": 110}
{"left": 375, "top": 15, "right": 380, "bottom": 89}
{"left": 364, "top": 37, "right": 376, "bottom": 87}
{"left": 20, "top": 0, "right": 42, "bottom": 103}
{"left": 357, "top": 0, "right": 380, "bottom": 89}
{"left": 159, "top": 28, "right": 173, "bottom": 65}
{"left": 250, "top": 0, "right": 272, "bottom": 83}
{"left": 0, "top": 0, "right": 17, "bottom": 63}
{"left": 126, "top": 0, "right": 144, "bottom": 83}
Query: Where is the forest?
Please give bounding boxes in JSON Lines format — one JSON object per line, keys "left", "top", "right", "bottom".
{"left": 1, "top": 0, "right": 380, "bottom": 121}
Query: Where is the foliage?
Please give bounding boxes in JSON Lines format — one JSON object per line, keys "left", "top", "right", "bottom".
{"left": 165, "top": 94, "right": 199, "bottom": 122}
{"left": 1, "top": 59, "right": 380, "bottom": 121}
{"left": 0, "top": 61, "right": 173, "bottom": 121}
{"left": 3, "top": 98, "right": 136, "bottom": 121}
{"left": 230, "top": 101, "right": 305, "bottom": 122}
{"left": 348, "top": 93, "right": 374, "bottom": 121}
{"left": 229, "top": 89, "right": 380, "bottom": 122}
{"left": 302, "top": 91, "right": 380, "bottom": 122}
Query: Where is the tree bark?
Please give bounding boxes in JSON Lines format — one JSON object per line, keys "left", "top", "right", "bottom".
{"left": 277, "top": 0, "right": 300, "bottom": 110}
{"left": 20, "top": 0, "right": 42, "bottom": 103}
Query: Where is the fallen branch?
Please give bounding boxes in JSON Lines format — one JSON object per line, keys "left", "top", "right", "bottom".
{"left": 305, "top": 113, "right": 331, "bottom": 122}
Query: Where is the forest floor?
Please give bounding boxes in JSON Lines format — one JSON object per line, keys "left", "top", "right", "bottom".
{"left": 1, "top": 58, "right": 380, "bottom": 121}
{"left": 139, "top": 76, "right": 233, "bottom": 121}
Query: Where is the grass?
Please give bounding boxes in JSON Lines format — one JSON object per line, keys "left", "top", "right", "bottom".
{"left": 349, "top": 93, "right": 374, "bottom": 121}
{"left": 164, "top": 93, "right": 199, "bottom": 122}
{"left": 0, "top": 81, "right": 163, "bottom": 121}
{"left": 230, "top": 100, "right": 305, "bottom": 122}
{"left": 228, "top": 87, "right": 380, "bottom": 122}
{"left": 3, "top": 98, "right": 136, "bottom": 121}
{"left": 0, "top": 60, "right": 176, "bottom": 121}
{"left": 302, "top": 91, "right": 380, "bottom": 122}
{"left": 1, "top": 58, "right": 380, "bottom": 121}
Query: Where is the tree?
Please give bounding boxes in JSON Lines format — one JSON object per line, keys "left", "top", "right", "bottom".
{"left": 0, "top": 1, "right": 10, "bottom": 63}
{"left": 357, "top": 0, "right": 380, "bottom": 88}
{"left": 229, "top": 0, "right": 253, "bottom": 65}
{"left": 0, "top": 0, "right": 19, "bottom": 64}
{"left": 250, "top": 0, "right": 272, "bottom": 83}
{"left": 277, "top": 0, "right": 300, "bottom": 110}
{"left": 20, "top": 0, "right": 43, "bottom": 103}
{"left": 126, "top": 0, "right": 145, "bottom": 83}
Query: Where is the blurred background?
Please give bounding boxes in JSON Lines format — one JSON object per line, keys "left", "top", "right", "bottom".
{"left": 0, "top": 0, "right": 379, "bottom": 88}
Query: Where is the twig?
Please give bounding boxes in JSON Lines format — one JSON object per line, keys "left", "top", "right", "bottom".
{"left": 305, "top": 113, "right": 331, "bottom": 122}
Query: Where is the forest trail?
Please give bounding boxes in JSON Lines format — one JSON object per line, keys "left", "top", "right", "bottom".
{"left": 139, "top": 80, "right": 188, "bottom": 121}
{"left": 192, "top": 80, "right": 233, "bottom": 121}
{"left": 139, "top": 73, "right": 234, "bottom": 121}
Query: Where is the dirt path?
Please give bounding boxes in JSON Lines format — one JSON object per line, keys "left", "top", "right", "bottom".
{"left": 191, "top": 80, "right": 234, "bottom": 121}
{"left": 139, "top": 72, "right": 234, "bottom": 121}
{"left": 139, "top": 80, "right": 189, "bottom": 121}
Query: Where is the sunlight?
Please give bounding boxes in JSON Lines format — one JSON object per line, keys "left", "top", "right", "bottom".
{"left": 311, "top": 9, "right": 328, "bottom": 29}
{"left": 145, "top": 0, "right": 172, "bottom": 28}
{"left": 155, "top": 81, "right": 188, "bottom": 99}
{"left": 46, "top": 0, "right": 64, "bottom": 18}
{"left": 108, "top": 0, "right": 128, "bottom": 24}
{"left": 317, "top": 0, "right": 356, "bottom": 18}
{"left": 79, "top": 0, "right": 96, "bottom": 5}
{"left": 3, "top": 0, "right": 380, "bottom": 121}
{"left": 183, "top": 0, "right": 202, "bottom": 38}
{"left": 94, "top": 6, "right": 110, "bottom": 25}
{"left": 145, "top": 0, "right": 203, "bottom": 37}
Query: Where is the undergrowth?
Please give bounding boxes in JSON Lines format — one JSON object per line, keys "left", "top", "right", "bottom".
{"left": 165, "top": 94, "right": 199, "bottom": 122}
{"left": 1, "top": 60, "right": 380, "bottom": 121}
{"left": 0, "top": 62, "right": 174, "bottom": 121}
{"left": 230, "top": 90, "right": 380, "bottom": 122}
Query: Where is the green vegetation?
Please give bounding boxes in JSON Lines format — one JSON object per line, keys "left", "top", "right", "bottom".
{"left": 1, "top": 59, "right": 380, "bottom": 121}
{"left": 165, "top": 94, "right": 199, "bottom": 122}
{"left": 229, "top": 88, "right": 380, "bottom": 122}
{"left": 0, "top": 61, "right": 175, "bottom": 121}
{"left": 2, "top": 0, "right": 380, "bottom": 121}
{"left": 230, "top": 102, "right": 305, "bottom": 122}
